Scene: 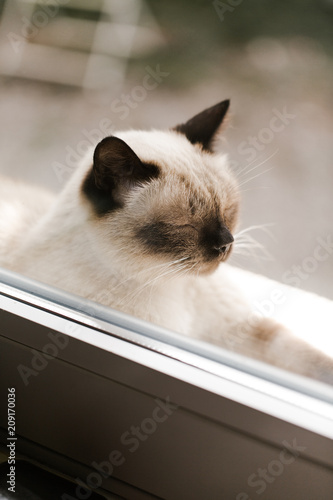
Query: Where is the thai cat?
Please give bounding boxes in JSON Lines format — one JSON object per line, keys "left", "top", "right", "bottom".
{"left": 0, "top": 100, "right": 332, "bottom": 382}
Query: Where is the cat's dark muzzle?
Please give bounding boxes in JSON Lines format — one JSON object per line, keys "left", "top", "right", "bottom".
{"left": 213, "top": 239, "right": 233, "bottom": 255}
{"left": 200, "top": 241, "right": 233, "bottom": 274}
{"left": 220, "top": 242, "right": 233, "bottom": 259}
{"left": 199, "top": 244, "right": 233, "bottom": 274}
{"left": 201, "top": 224, "right": 234, "bottom": 262}
{"left": 215, "top": 241, "right": 234, "bottom": 262}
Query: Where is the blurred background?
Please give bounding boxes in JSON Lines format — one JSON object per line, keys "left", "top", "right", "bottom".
{"left": 0, "top": 0, "right": 332, "bottom": 299}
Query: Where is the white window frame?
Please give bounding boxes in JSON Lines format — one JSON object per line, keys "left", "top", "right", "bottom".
{"left": 1, "top": 267, "right": 333, "bottom": 499}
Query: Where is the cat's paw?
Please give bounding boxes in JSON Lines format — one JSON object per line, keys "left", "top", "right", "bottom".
{"left": 249, "top": 317, "right": 333, "bottom": 384}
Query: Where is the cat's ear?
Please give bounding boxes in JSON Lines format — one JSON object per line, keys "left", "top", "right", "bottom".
{"left": 92, "top": 136, "right": 159, "bottom": 192}
{"left": 83, "top": 136, "right": 159, "bottom": 214}
{"left": 173, "top": 100, "right": 230, "bottom": 152}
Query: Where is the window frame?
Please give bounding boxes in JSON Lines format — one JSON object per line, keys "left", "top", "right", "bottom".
{"left": 1, "top": 268, "right": 333, "bottom": 498}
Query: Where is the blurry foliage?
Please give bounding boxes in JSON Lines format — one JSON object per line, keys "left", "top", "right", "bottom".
{"left": 135, "top": 0, "right": 333, "bottom": 86}
{"left": 0, "top": 0, "right": 332, "bottom": 87}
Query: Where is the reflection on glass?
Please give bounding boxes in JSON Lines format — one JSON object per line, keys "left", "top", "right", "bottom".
{"left": 0, "top": 0, "right": 333, "bottom": 388}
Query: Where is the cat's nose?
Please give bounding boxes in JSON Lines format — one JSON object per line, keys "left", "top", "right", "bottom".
{"left": 213, "top": 227, "right": 234, "bottom": 254}
{"left": 213, "top": 242, "right": 233, "bottom": 254}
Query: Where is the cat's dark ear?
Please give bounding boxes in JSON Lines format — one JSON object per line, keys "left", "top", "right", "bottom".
{"left": 92, "top": 136, "right": 159, "bottom": 192}
{"left": 173, "top": 100, "right": 230, "bottom": 152}
{"left": 83, "top": 136, "right": 159, "bottom": 215}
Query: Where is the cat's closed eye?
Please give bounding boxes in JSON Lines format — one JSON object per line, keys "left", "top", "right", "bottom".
{"left": 172, "top": 223, "right": 199, "bottom": 233}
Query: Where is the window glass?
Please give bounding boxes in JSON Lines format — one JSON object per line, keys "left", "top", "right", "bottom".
{"left": 0, "top": 0, "right": 332, "bottom": 391}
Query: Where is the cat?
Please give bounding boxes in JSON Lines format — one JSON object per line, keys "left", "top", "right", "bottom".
{"left": 0, "top": 100, "right": 332, "bottom": 382}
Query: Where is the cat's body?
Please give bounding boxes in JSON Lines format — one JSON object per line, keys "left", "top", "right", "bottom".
{"left": 1, "top": 101, "right": 332, "bottom": 382}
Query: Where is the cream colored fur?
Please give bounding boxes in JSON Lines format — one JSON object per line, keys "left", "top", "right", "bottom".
{"left": 0, "top": 128, "right": 332, "bottom": 382}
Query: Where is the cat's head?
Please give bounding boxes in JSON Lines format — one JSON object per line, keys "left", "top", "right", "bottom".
{"left": 81, "top": 101, "right": 240, "bottom": 280}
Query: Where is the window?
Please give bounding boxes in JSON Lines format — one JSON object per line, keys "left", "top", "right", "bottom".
{"left": 1, "top": 268, "right": 333, "bottom": 498}
{"left": 1, "top": 1, "right": 333, "bottom": 498}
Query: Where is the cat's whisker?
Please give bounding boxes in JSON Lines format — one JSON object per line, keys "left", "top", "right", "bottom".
{"left": 236, "top": 149, "right": 279, "bottom": 181}
{"left": 232, "top": 248, "right": 273, "bottom": 262}
{"left": 146, "top": 261, "right": 190, "bottom": 289}
{"left": 234, "top": 223, "right": 275, "bottom": 239}
{"left": 128, "top": 265, "right": 187, "bottom": 298}
{"left": 238, "top": 186, "right": 270, "bottom": 194}
{"left": 119, "top": 258, "right": 192, "bottom": 307}
{"left": 133, "top": 256, "right": 190, "bottom": 280}
{"left": 234, "top": 151, "right": 270, "bottom": 178}
{"left": 234, "top": 244, "right": 272, "bottom": 257}
{"left": 234, "top": 232, "right": 267, "bottom": 245}
{"left": 233, "top": 229, "right": 274, "bottom": 261}
{"left": 237, "top": 166, "right": 275, "bottom": 188}
{"left": 166, "top": 263, "right": 197, "bottom": 289}
{"left": 112, "top": 256, "right": 190, "bottom": 291}
{"left": 154, "top": 260, "right": 192, "bottom": 284}
{"left": 235, "top": 150, "right": 279, "bottom": 192}
{"left": 233, "top": 244, "right": 273, "bottom": 262}
{"left": 160, "top": 264, "right": 193, "bottom": 288}
{"left": 125, "top": 269, "right": 181, "bottom": 307}
{"left": 236, "top": 162, "right": 268, "bottom": 182}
